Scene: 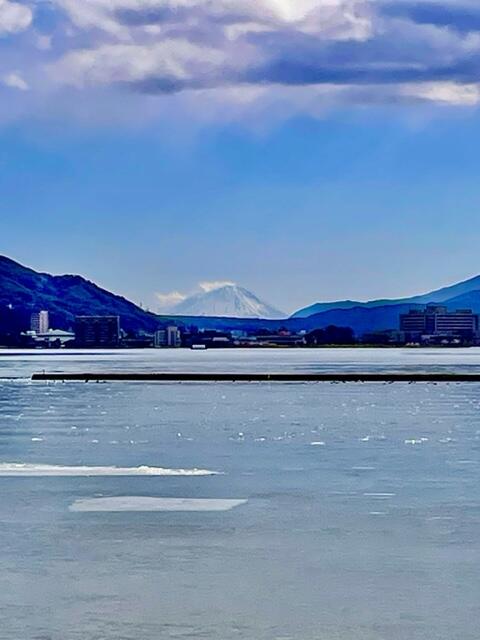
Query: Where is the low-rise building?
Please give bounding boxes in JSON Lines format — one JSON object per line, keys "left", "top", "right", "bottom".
{"left": 253, "top": 334, "right": 307, "bottom": 347}
{"left": 154, "top": 326, "right": 181, "bottom": 348}
{"left": 22, "top": 328, "right": 75, "bottom": 348}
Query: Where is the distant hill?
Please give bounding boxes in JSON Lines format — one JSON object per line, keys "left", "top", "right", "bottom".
{"left": 168, "top": 284, "right": 284, "bottom": 319}
{"left": 0, "top": 255, "right": 161, "bottom": 334}
{"left": 158, "top": 304, "right": 421, "bottom": 336}
{"left": 293, "top": 274, "right": 480, "bottom": 319}
{"left": 295, "top": 303, "right": 424, "bottom": 336}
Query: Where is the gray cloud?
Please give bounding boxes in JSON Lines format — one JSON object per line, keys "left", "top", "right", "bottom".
{"left": 382, "top": 1, "right": 480, "bottom": 33}
{"left": 245, "top": 56, "right": 480, "bottom": 86}
{"left": 1, "top": 0, "right": 480, "bottom": 123}
{"left": 115, "top": 5, "right": 261, "bottom": 27}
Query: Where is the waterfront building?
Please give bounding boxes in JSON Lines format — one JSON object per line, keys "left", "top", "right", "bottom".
{"left": 20, "top": 328, "right": 75, "bottom": 348}
{"left": 253, "top": 334, "right": 307, "bottom": 347}
{"left": 153, "top": 330, "right": 166, "bottom": 347}
{"left": 400, "top": 305, "right": 479, "bottom": 341}
{"left": 74, "top": 316, "right": 120, "bottom": 347}
{"left": 30, "top": 310, "right": 49, "bottom": 334}
{"left": 37, "top": 329, "right": 75, "bottom": 347}
{"left": 121, "top": 335, "right": 154, "bottom": 349}
{"left": 154, "top": 326, "right": 181, "bottom": 348}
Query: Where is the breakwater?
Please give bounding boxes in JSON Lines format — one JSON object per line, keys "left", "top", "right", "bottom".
{"left": 31, "top": 371, "right": 480, "bottom": 382}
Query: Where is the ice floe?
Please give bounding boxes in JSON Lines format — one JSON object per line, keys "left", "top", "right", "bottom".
{"left": 0, "top": 463, "right": 221, "bottom": 477}
{"left": 69, "top": 497, "right": 247, "bottom": 512}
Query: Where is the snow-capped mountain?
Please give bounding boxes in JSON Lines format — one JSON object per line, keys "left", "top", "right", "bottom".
{"left": 168, "top": 284, "right": 285, "bottom": 319}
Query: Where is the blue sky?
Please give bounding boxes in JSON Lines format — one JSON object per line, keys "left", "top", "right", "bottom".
{"left": 2, "top": 1, "right": 480, "bottom": 314}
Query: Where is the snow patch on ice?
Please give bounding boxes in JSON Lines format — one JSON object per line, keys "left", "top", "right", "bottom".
{"left": 0, "top": 463, "right": 221, "bottom": 477}
{"left": 69, "top": 497, "right": 247, "bottom": 512}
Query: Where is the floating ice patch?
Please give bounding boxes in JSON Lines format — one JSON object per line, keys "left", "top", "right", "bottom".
{"left": 69, "top": 497, "right": 247, "bottom": 513}
{"left": 0, "top": 464, "right": 220, "bottom": 477}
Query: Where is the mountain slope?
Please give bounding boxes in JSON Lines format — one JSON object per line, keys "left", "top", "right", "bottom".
{"left": 437, "top": 290, "right": 480, "bottom": 312}
{"left": 0, "top": 255, "right": 160, "bottom": 333}
{"left": 293, "top": 274, "right": 480, "bottom": 318}
{"left": 169, "top": 285, "right": 285, "bottom": 319}
{"left": 410, "top": 275, "right": 480, "bottom": 305}
{"left": 298, "top": 303, "right": 423, "bottom": 335}
{"left": 292, "top": 300, "right": 364, "bottom": 317}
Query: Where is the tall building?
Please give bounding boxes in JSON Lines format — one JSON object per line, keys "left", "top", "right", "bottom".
{"left": 30, "top": 310, "right": 49, "bottom": 334}
{"left": 74, "top": 316, "right": 120, "bottom": 347}
{"left": 154, "top": 326, "right": 181, "bottom": 348}
{"left": 400, "top": 305, "right": 479, "bottom": 339}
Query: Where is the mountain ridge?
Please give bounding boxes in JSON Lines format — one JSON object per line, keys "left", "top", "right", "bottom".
{"left": 292, "top": 273, "right": 480, "bottom": 318}
{"left": 0, "top": 255, "right": 161, "bottom": 333}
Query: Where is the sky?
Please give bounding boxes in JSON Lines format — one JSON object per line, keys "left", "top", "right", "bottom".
{"left": 2, "top": 1, "right": 480, "bottom": 314}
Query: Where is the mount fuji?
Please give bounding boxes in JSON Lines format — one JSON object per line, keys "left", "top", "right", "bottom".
{"left": 167, "top": 284, "right": 285, "bottom": 319}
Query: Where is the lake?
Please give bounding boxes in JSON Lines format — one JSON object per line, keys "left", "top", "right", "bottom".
{"left": 1, "top": 349, "right": 479, "bottom": 639}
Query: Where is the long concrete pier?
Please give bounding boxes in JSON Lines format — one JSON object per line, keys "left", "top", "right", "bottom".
{"left": 31, "top": 371, "right": 480, "bottom": 383}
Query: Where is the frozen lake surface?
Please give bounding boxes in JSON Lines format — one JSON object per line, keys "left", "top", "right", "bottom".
{"left": 0, "top": 349, "right": 480, "bottom": 639}
{"left": 4, "top": 346, "right": 480, "bottom": 378}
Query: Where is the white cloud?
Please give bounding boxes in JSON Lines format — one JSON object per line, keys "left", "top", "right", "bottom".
{"left": 199, "top": 280, "right": 236, "bottom": 292}
{"left": 401, "top": 81, "right": 480, "bottom": 106}
{"left": 52, "top": 39, "right": 227, "bottom": 89}
{"left": 2, "top": 72, "right": 28, "bottom": 91}
{"left": 156, "top": 280, "right": 236, "bottom": 311}
{"left": 156, "top": 290, "right": 187, "bottom": 309}
{"left": 0, "top": 0, "right": 32, "bottom": 34}
{"left": 36, "top": 35, "right": 52, "bottom": 51}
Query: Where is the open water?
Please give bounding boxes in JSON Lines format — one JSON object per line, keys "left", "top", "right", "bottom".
{"left": 1, "top": 349, "right": 479, "bottom": 639}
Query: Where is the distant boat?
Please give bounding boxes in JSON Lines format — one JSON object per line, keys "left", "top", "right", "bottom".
{"left": 191, "top": 344, "right": 207, "bottom": 350}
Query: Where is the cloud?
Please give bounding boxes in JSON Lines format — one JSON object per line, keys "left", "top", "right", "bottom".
{"left": 0, "top": 0, "right": 32, "bottom": 34}
{"left": 156, "top": 290, "right": 187, "bottom": 309}
{"left": 3, "top": 0, "right": 480, "bottom": 124}
{"left": 156, "top": 280, "right": 236, "bottom": 311}
{"left": 199, "top": 280, "right": 236, "bottom": 292}
{"left": 401, "top": 80, "right": 480, "bottom": 105}
{"left": 52, "top": 39, "right": 227, "bottom": 90}
{"left": 2, "top": 71, "right": 28, "bottom": 91}
{"left": 382, "top": 1, "right": 480, "bottom": 34}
